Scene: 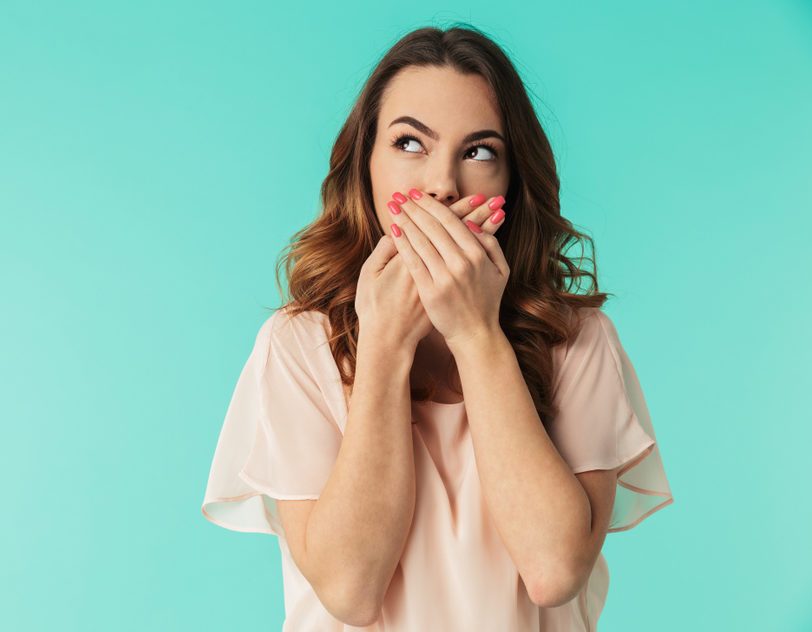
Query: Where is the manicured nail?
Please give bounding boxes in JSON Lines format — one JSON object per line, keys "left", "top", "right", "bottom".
{"left": 469, "top": 193, "right": 487, "bottom": 207}
{"left": 488, "top": 195, "right": 505, "bottom": 211}
{"left": 392, "top": 191, "right": 408, "bottom": 204}
{"left": 465, "top": 219, "right": 483, "bottom": 233}
{"left": 387, "top": 201, "right": 402, "bottom": 215}
{"left": 391, "top": 223, "right": 402, "bottom": 237}
{"left": 408, "top": 188, "right": 423, "bottom": 199}
{"left": 489, "top": 209, "right": 505, "bottom": 224}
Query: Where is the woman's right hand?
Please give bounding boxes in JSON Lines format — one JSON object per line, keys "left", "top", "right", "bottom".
{"left": 355, "top": 193, "right": 507, "bottom": 352}
{"left": 356, "top": 234, "right": 432, "bottom": 352}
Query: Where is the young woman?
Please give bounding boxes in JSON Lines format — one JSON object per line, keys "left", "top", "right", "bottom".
{"left": 202, "top": 24, "right": 674, "bottom": 631}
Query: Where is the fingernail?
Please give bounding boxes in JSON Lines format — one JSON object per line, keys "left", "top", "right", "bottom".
{"left": 408, "top": 188, "right": 423, "bottom": 199}
{"left": 488, "top": 195, "right": 505, "bottom": 211}
{"left": 469, "top": 193, "right": 487, "bottom": 207}
{"left": 387, "top": 201, "right": 402, "bottom": 215}
{"left": 392, "top": 192, "right": 408, "bottom": 204}
{"left": 391, "top": 223, "right": 402, "bottom": 237}
{"left": 466, "top": 219, "right": 483, "bottom": 233}
{"left": 489, "top": 209, "right": 505, "bottom": 224}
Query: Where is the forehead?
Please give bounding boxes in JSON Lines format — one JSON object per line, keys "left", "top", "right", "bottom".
{"left": 379, "top": 65, "right": 503, "bottom": 134}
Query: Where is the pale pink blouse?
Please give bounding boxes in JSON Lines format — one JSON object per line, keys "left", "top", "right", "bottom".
{"left": 201, "top": 306, "right": 673, "bottom": 631}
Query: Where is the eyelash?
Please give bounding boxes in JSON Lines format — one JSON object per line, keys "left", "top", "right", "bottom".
{"left": 390, "top": 133, "right": 500, "bottom": 161}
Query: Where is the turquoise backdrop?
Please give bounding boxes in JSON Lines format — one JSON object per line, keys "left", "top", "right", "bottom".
{"left": 2, "top": 1, "right": 810, "bottom": 630}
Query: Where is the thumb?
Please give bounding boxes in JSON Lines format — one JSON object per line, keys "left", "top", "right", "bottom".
{"left": 366, "top": 234, "right": 398, "bottom": 274}
{"left": 466, "top": 227, "right": 509, "bottom": 276}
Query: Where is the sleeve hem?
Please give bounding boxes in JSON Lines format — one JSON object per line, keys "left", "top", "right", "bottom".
{"left": 569, "top": 438, "right": 656, "bottom": 475}
{"left": 201, "top": 472, "right": 323, "bottom": 537}
{"left": 606, "top": 497, "right": 674, "bottom": 533}
{"left": 201, "top": 500, "right": 275, "bottom": 535}
{"left": 237, "top": 469, "right": 323, "bottom": 502}
{"left": 617, "top": 439, "right": 656, "bottom": 477}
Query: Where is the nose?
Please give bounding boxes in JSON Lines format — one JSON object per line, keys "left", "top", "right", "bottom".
{"left": 424, "top": 186, "right": 460, "bottom": 213}
{"left": 421, "top": 155, "right": 461, "bottom": 211}
{"left": 429, "top": 192, "right": 457, "bottom": 206}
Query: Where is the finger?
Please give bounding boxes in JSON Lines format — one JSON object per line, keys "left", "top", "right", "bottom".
{"left": 395, "top": 188, "right": 482, "bottom": 266}
{"left": 466, "top": 229, "right": 510, "bottom": 276}
{"left": 389, "top": 207, "right": 449, "bottom": 283}
{"left": 448, "top": 193, "right": 495, "bottom": 234}
{"left": 402, "top": 191, "right": 505, "bottom": 238}
{"left": 364, "top": 234, "right": 398, "bottom": 275}
{"left": 449, "top": 192, "right": 489, "bottom": 216}
{"left": 391, "top": 191, "right": 466, "bottom": 266}
{"left": 468, "top": 206, "right": 506, "bottom": 235}
{"left": 461, "top": 195, "right": 506, "bottom": 234}
{"left": 389, "top": 222, "right": 434, "bottom": 289}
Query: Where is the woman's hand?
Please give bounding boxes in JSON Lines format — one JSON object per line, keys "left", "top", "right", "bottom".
{"left": 356, "top": 192, "right": 507, "bottom": 352}
{"left": 386, "top": 188, "right": 510, "bottom": 350}
{"left": 355, "top": 234, "right": 433, "bottom": 352}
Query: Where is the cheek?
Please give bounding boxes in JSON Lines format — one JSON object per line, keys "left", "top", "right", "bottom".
{"left": 371, "top": 153, "right": 404, "bottom": 187}
{"left": 370, "top": 157, "right": 405, "bottom": 217}
{"left": 370, "top": 151, "right": 393, "bottom": 199}
{"left": 461, "top": 166, "right": 507, "bottom": 189}
{"left": 369, "top": 177, "right": 390, "bottom": 232}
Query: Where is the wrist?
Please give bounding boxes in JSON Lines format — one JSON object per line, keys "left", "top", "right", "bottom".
{"left": 446, "top": 322, "right": 506, "bottom": 359}
{"left": 358, "top": 324, "right": 418, "bottom": 362}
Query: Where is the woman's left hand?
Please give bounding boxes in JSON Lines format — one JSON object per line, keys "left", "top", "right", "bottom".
{"left": 387, "top": 188, "right": 510, "bottom": 350}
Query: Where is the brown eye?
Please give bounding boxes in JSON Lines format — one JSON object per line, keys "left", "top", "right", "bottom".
{"left": 391, "top": 134, "right": 424, "bottom": 154}
{"left": 464, "top": 143, "right": 499, "bottom": 162}
{"left": 391, "top": 133, "right": 500, "bottom": 162}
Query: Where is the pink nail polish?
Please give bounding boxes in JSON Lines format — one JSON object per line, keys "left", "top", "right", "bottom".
{"left": 469, "top": 193, "right": 487, "bottom": 207}
{"left": 392, "top": 192, "right": 408, "bottom": 204}
{"left": 391, "top": 223, "right": 402, "bottom": 237}
{"left": 387, "top": 201, "right": 402, "bottom": 215}
{"left": 466, "top": 219, "right": 483, "bottom": 233}
{"left": 408, "top": 188, "right": 423, "bottom": 199}
{"left": 489, "top": 209, "right": 505, "bottom": 224}
{"left": 488, "top": 195, "right": 505, "bottom": 211}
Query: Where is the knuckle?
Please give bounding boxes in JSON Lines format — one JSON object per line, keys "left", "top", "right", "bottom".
{"left": 447, "top": 257, "right": 470, "bottom": 277}
{"left": 436, "top": 271, "right": 455, "bottom": 290}
{"left": 441, "top": 268, "right": 456, "bottom": 283}
{"left": 469, "top": 249, "right": 487, "bottom": 265}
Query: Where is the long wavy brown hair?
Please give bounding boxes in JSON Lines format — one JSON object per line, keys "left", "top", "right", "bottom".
{"left": 265, "top": 23, "right": 612, "bottom": 427}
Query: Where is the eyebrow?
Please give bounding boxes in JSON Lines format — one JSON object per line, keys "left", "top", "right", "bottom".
{"left": 388, "top": 115, "right": 506, "bottom": 145}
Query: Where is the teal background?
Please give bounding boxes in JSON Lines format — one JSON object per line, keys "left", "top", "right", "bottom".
{"left": 2, "top": 1, "right": 810, "bottom": 630}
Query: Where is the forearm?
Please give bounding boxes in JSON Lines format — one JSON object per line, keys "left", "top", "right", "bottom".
{"left": 448, "top": 327, "right": 591, "bottom": 601}
{"left": 306, "top": 328, "right": 416, "bottom": 617}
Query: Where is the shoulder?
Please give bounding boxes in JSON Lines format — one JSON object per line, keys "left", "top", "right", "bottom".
{"left": 253, "top": 307, "right": 349, "bottom": 422}
{"left": 574, "top": 307, "right": 623, "bottom": 347}
{"left": 255, "top": 306, "right": 332, "bottom": 352}
{"left": 557, "top": 307, "right": 620, "bottom": 357}
{"left": 552, "top": 307, "right": 625, "bottom": 386}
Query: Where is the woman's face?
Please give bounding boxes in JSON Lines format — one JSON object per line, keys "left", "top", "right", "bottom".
{"left": 369, "top": 65, "right": 510, "bottom": 234}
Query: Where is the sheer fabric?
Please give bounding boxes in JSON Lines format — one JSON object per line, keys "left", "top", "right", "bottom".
{"left": 201, "top": 306, "right": 674, "bottom": 630}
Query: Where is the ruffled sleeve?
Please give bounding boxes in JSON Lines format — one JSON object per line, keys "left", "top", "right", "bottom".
{"left": 200, "top": 308, "right": 346, "bottom": 538}
{"left": 548, "top": 307, "right": 674, "bottom": 532}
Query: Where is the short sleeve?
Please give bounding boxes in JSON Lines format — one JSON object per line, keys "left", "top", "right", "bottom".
{"left": 548, "top": 308, "right": 674, "bottom": 532}
{"left": 201, "top": 308, "right": 345, "bottom": 539}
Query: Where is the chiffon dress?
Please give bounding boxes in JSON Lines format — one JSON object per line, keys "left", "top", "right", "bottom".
{"left": 201, "top": 306, "right": 673, "bottom": 631}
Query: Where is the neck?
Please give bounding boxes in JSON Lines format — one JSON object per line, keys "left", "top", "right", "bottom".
{"left": 413, "top": 327, "right": 458, "bottom": 388}
{"left": 417, "top": 327, "right": 448, "bottom": 358}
